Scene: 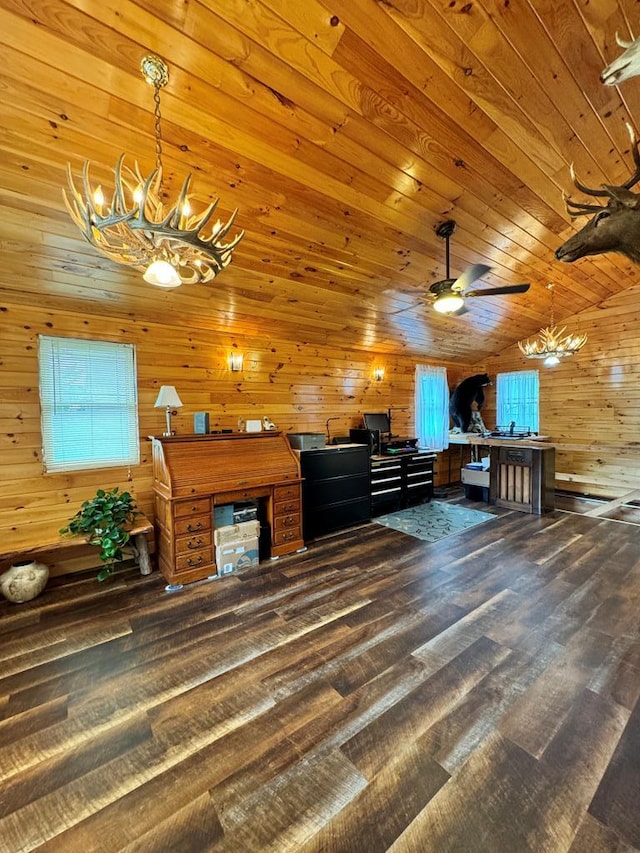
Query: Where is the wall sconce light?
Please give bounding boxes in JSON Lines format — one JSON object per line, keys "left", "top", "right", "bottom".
{"left": 154, "top": 385, "right": 183, "bottom": 435}
{"left": 373, "top": 367, "right": 385, "bottom": 382}
{"left": 228, "top": 351, "right": 244, "bottom": 372}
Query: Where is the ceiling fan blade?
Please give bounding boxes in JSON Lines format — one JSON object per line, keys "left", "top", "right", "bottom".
{"left": 453, "top": 262, "right": 491, "bottom": 292}
{"left": 465, "top": 283, "right": 530, "bottom": 297}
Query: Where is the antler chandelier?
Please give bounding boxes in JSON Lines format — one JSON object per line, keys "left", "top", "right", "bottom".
{"left": 63, "top": 55, "right": 243, "bottom": 288}
{"left": 517, "top": 283, "right": 587, "bottom": 366}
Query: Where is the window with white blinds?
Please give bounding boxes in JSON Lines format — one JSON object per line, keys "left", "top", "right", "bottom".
{"left": 39, "top": 336, "right": 140, "bottom": 473}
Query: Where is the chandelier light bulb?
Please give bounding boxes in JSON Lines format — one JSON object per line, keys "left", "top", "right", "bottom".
{"left": 143, "top": 259, "right": 182, "bottom": 288}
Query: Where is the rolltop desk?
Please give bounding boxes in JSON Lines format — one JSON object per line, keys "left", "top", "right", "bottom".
{"left": 151, "top": 432, "right": 304, "bottom": 585}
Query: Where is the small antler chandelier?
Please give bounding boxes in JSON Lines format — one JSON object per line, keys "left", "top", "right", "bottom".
{"left": 517, "top": 283, "right": 587, "bottom": 366}
{"left": 63, "top": 55, "right": 243, "bottom": 288}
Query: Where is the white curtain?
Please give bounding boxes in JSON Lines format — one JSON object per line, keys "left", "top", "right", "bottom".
{"left": 496, "top": 370, "right": 539, "bottom": 432}
{"left": 414, "top": 364, "right": 449, "bottom": 450}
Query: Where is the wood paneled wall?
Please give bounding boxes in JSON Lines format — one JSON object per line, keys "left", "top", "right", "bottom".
{"left": 0, "top": 298, "right": 472, "bottom": 576}
{"left": 5, "top": 276, "right": 638, "bottom": 580}
{"left": 483, "top": 281, "right": 640, "bottom": 500}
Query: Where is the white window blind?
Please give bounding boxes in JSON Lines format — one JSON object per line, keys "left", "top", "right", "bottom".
{"left": 39, "top": 336, "right": 140, "bottom": 473}
{"left": 414, "top": 364, "right": 450, "bottom": 450}
{"left": 496, "top": 370, "right": 540, "bottom": 433}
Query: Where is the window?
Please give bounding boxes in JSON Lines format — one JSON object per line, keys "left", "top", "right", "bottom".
{"left": 496, "top": 370, "right": 539, "bottom": 432}
{"left": 414, "top": 364, "right": 450, "bottom": 449}
{"left": 39, "top": 336, "right": 140, "bottom": 472}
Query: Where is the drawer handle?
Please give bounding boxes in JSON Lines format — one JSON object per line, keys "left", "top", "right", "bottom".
{"left": 283, "top": 503, "right": 296, "bottom": 512}
{"left": 283, "top": 516, "right": 295, "bottom": 526}
{"left": 188, "top": 538, "right": 203, "bottom": 549}
{"left": 187, "top": 555, "right": 204, "bottom": 566}
{"left": 283, "top": 531, "right": 295, "bottom": 541}
{"left": 187, "top": 522, "right": 204, "bottom": 532}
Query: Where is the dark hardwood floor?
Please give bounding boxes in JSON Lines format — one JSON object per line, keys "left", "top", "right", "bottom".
{"left": 1, "top": 498, "right": 639, "bottom": 852}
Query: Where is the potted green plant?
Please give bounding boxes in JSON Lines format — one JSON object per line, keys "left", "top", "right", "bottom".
{"left": 61, "top": 487, "right": 140, "bottom": 581}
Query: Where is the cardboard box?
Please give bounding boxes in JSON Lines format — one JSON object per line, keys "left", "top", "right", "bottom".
{"left": 215, "top": 538, "right": 259, "bottom": 575}
{"left": 461, "top": 467, "right": 490, "bottom": 487}
{"left": 214, "top": 520, "right": 260, "bottom": 546}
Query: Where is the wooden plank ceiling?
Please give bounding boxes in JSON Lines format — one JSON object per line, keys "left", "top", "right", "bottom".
{"left": 1, "top": 0, "right": 640, "bottom": 362}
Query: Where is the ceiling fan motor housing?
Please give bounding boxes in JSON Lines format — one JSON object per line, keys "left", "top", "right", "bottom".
{"left": 429, "top": 278, "right": 459, "bottom": 296}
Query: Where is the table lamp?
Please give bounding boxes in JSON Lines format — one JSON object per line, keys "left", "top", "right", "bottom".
{"left": 154, "top": 385, "right": 183, "bottom": 436}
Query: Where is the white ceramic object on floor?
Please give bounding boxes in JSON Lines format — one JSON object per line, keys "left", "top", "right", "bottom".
{"left": 0, "top": 560, "right": 49, "bottom": 603}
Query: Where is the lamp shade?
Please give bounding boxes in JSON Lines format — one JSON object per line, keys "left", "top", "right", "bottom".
{"left": 154, "top": 386, "right": 183, "bottom": 408}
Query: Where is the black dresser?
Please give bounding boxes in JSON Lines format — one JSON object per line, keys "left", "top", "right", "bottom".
{"left": 299, "top": 445, "right": 371, "bottom": 540}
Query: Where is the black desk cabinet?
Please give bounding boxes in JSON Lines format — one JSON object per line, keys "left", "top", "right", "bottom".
{"left": 370, "top": 451, "right": 436, "bottom": 515}
{"left": 300, "top": 445, "right": 371, "bottom": 540}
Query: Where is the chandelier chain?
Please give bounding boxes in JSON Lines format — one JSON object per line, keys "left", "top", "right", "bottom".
{"left": 153, "top": 83, "right": 163, "bottom": 182}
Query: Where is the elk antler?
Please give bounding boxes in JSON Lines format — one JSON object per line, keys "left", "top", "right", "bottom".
{"left": 568, "top": 163, "right": 611, "bottom": 197}
{"left": 616, "top": 31, "right": 636, "bottom": 49}
{"left": 565, "top": 123, "right": 640, "bottom": 207}
{"left": 563, "top": 195, "right": 606, "bottom": 214}
{"left": 623, "top": 122, "right": 640, "bottom": 186}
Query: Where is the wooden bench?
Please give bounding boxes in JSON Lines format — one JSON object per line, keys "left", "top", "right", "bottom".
{"left": 0, "top": 514, "right": 154, "bottom": 576}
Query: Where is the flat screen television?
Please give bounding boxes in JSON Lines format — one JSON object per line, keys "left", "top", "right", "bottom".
{"left": 363, "top": 412, "right": 390, "bottom": 434}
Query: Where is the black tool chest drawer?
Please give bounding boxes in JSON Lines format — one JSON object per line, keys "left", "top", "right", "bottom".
{"left": 370, "top": 451, "right": 436, "bottom": 515}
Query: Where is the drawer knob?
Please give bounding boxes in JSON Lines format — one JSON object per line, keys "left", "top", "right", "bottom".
{"left": 187, "top": 522, "right": 203, "bottom": 532}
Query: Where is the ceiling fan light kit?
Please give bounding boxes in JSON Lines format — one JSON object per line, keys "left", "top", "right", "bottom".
{"left": 428, "top": 221, "right": 530, "bottom": 314}
{"left": 433, "top": 291, "right": 464, "bottom": 314}
{"left": 63, "top": 54, "right": 243, "bottom": 288}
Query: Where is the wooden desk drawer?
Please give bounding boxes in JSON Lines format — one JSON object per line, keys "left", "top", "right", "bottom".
{"left": 219, "top": 486, "right": 270, "bottom": 503}
{"left": 175, "top": 498, "right": 211, "bottom": 518}
{"left": 274, "top": 498, "right": 300, "bottom": 516}
{"left": 273, "top": 527, "right": 301, "bottom": 547}
{"left": 273, "top": 484, "right": 300, "bottom": 503}
{"left": 175, "top": 515, "right": 211, "bottom": 536}
{"left": 176, "top": 530, "right": 213, "bottom": 553}
{"left": 175, "top": 548, "right": 213, "bottom": 572}
{"left": 273, "top": 512, "right": 301, "bottom": 532}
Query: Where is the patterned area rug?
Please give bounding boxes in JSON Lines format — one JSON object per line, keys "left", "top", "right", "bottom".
{"left": 373, "top": 500, "right": 496, "bottom": 543}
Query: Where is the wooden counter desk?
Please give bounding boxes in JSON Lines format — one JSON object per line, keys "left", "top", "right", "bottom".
{"left": 448, "top": 433, "right": 555, "bottom": 514}
{"left": 447, "top": 433, "right": 553, "bottom": 449}
{"left": 151, "top": 432, "right": 304, "bottom": 585}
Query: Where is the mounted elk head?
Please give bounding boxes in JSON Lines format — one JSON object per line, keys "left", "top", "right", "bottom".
{"left": 555, "top": 125, "right": 640, "bottom": 265}
{"left": 601, "top": 32, "right": 640, "bottom": 86}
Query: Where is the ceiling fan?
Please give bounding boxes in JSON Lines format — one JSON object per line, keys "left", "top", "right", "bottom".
{"left": 429, "top": 221, "right": 530, "bottom": 314}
